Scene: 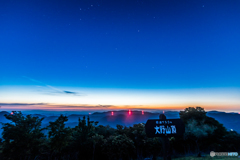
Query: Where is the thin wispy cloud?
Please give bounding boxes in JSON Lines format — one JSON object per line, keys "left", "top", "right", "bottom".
{"left": 0, "top": 103, "right": 113, "bottom": 110}
{"left": 0, "top": 103, "right": 112, "bottom": 108}
{"left": 22, "top": 76, "right": 81, "bottom": 96}
{"left": 0, "top": 103, "right": 48, "bottom": 106}
{"left": 63, "top": 91, "right": 77, "bottom": 94}
{"left": 54, "top": 104, "right": 113, "bottom": 109}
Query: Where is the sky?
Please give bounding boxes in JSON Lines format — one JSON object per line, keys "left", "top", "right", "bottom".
{"left": 0, "top": 0, "right": 240, "bottom": 112}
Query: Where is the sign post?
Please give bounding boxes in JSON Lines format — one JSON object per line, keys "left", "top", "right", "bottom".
{"left": 145, "top": 114, "right": 185, "bottom": 160}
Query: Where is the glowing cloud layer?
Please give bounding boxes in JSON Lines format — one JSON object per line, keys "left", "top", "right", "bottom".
{"left": 0, "top": 85, "right": 239, "bottom": 112}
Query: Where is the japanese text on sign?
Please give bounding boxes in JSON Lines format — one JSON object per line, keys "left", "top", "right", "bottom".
{"left": 154, "top": 125, "right": 176, "bottom": 134}
{"left": 156, "top": 121, "right": 172, "bottom": 124}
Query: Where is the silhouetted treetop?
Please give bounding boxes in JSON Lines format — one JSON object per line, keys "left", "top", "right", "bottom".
{"left": 179, "top": 107, "right": 207, "bottom": 124}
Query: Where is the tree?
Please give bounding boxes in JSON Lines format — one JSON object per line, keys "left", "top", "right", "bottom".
{"left": 71, "top": 116, "right": 99, "bottom": 160}
{"left": 91, "top": 134, "right": 104, "bottom": 160}
{"left": 102, "top": 134, "right": 135, "bottom": 160}
{"left": 179, "top": 107, "right": 206, "bottom": 124}
{"left": 124, "top": 123, "right": 147, "bottom": 159}
{"left": 1, "top": 111, "right": 46, "bottom": 160}
{"left": 47, "top": 114, "right": 72, "bottom": 159}
{"left": 184, "top": 119, "right": 216, "bottom": 154}
{"left": 143, "top": 137, "right": 162, "bottom": 160}
{"left": 0, "top": 138, "right": 2, "bottom": 159}
{"left": 222, "top": 130, "right": 240, "bottom": 152}
{"left": 95, "top": 125, "right": 115, "bottom": 138}
{"left": 179, "top": 107, "right": 228, "bottom": 155}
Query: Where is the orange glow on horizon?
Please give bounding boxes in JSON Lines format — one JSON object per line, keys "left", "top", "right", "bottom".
{"left": 1, "top": 103, "right": 240, "bottom": 112}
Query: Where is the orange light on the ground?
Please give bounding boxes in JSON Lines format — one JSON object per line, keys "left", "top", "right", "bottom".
{"left": 129, "top": 110, "right": 131, "bottom": 115}
{"left": 142, "top": 110, "right": 144, "bottom": 115}
{"left": 11, "top": 112, "right": 13, "bottom": 115}
{"left": 112, "top": 111, "right": 114, "bottom": 116}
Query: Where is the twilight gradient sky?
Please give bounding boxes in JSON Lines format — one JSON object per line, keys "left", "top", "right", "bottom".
{"left": 0, "top": 0, "right": 240, "bottom": 112}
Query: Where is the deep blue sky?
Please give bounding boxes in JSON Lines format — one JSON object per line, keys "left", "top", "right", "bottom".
{"left": 1, "top": 0, "right": 240, "bottom": 90}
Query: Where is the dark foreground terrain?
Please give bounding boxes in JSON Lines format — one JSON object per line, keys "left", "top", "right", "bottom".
{"left": 0, "top": 107, "right": 239, "bottom": 160}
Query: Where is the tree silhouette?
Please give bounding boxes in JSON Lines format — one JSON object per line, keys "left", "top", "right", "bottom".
{"left": 0, "top": 138, "right": 2, "bottom": 158}
{"left": 184, "top": 119, "right": 216, "bottom": 154}
{"left": 120, "top": 123, "right": 147, "bottom": 159}
{"left": 179, "top": 106, "right": 206, "bottom": 124}
{"left": 222, "top": 130, "right": 240, "bottom": 152}
{"left": 102, "top": 134, "right": 135, "bottom": 160}
{"left": 0, "top": 109, "right": 239, "bottom": 159}
{"left": 1, "top": 111, "right": 46, "bottom": 160}
{"left": 95, "top": 124, "right": 115, "bottom": 138}
{"left": 47, "top": 114, "right": 72, "bottom": 159}
{"left": 179, "top": 107, "right": 228, "bottom": 156}
{"left": 71, "top": 116, "right": 99, "bottom": 160}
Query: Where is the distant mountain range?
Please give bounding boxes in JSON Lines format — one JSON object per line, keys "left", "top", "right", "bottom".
{"left": 0, "top": 110, "right": 239, "bottom": 138}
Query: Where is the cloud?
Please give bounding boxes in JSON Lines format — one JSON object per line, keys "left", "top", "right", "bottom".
{"left": 22, "top": 76, "right": 82, "bottom": 96}
{"left": 57, "top": 105, "right": 113, "bottom": 108}
{"left": 64, "top": 91, "right": 78, "bottom": 94}
{"left": 0, "top": 103, "right": 48, "bottom": 106}
{"left": 22, "top": 76, "right": 44, "bottom": 84}
{"left": 0, "top": 103, "right": 113, "bottom": 110}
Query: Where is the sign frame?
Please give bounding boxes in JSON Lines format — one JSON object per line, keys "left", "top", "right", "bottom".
{"left": 145, "top": 118, "right": 185, "bottom": 138}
